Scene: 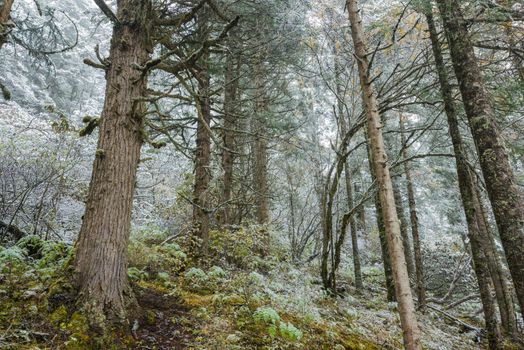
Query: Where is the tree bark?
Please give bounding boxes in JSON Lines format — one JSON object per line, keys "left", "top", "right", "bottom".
{"left": 436, "top": 0, "right": 524, "bottom": 315}
{"left": 73, "top": 0, "right": 152, "bottom": 322}
{"left": 392, "top": 177, "right": 416, "bottom": 282}
{"left": 367, "top": 140, "right": 395, "bottom": 301}
{"left": 0, "top": 0, "right": 14, "bottom": 51}
{"left": 220, "top": 47, "right": 240, "bottom": 226}
{"left": 346, "top": 1, "right": 422, "bottom": 348}
{"left": 346, "top": 165, "right": 363, "bottom": 291}
{"left": 425, "top": 12, "right": 504, "bottom": 348}
{"left": 334, "top": 44, "right": 363, "bottom": 291}
{"left": 473, "top": 179, "right": 517, "bottom": 336}
{"left": 399, "top": 115, "right": 426, "bottom": 312}
{"left": 193, "top": 8, "right": 212, "bottom": 252}
{"left": 354, "top": 182, "right": 367, "bottom": 290}
{"left": 253, "top": 58, "right": 269, "bottom": 225}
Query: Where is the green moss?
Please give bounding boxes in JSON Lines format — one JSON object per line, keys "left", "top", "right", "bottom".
{"left": 61, "top": 312, "right": 90, "bottom": 350}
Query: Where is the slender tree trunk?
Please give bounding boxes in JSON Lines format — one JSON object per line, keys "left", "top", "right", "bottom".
{"left": 346, "top": 1, "right": 422, "bottom": 348}
{"left": 436, "top": 0, "right": 524, "bottom": 314}
{"left": 346, "top": 164, "right": 363, "bottom": 291}
{"left": 399, "top": 116, "right": 426, "bottom": 311}
{"left": 193, "top": 9, "right": 212, "bottom": 252}
{"left": 253, "top": 59, "right": 269, "bottom": 225}
{"left": 334, "top": 45, "right": 363, "bottom": 291}
{"left": 367, "top": 140, "right": 395, "bottom": 301}
{"left": 220, "top": 48, "right": 239, "bottom": 226}
{"left": 0, "top": 0, "right": 14, "bottom": 51}
{"left": 425, "top": 12, "right": 503, "bottom": 348}
{"left": 392, "top": 177, "right": 416, "bottom": 282}
{"left": 73, "top": 0, "right": 152, "bottom": 322}
{"left": 353, "top": 182, "right": 365, "bottom": 290}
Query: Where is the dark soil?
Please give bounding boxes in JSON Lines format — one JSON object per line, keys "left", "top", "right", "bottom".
{"left": 132, "top": 287, "right": 194, "bottom": 350}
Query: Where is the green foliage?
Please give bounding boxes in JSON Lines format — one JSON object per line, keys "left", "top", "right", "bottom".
{"left": 252, "top": 306, "right": 303, "bottom": 343}
{"left": 253, "top": 306, "right": 280, "bottom": 325}
{"left": 157, "top": 271, "right": 170, "bottom": 282}
{"left": 16, "top": 234, "right": 45, "bottom": 257}
{"left": 127, "top": 266, "right": 149, "bottom": 281}
{"left": 208, "top": 265, "right": 227, "bottom": 278}
{"left": 279, "top": 321, "right": 303, "bottom": 341}
{"left": 0, "top": 246, "right": 26, "bottom": 266}
{"left": 209, "top": 227, "right": 273, "bottom": 269}
{"left": 127, "top": 239, "right": 187, "bottom": 277}
{"left": 132, "top": 224, "right": 169, "bottom": 244}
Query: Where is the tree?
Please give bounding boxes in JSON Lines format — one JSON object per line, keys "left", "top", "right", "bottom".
{"left": 0, "top": 0, "right": 14, "bottom": 52}
{"left": 399, "top": 114, "right": 426, "bottom": 311}
{"left": 192, "top": 6, "right": 212, "bottom": 252}
{"left": 73, "top": 0, "right": 152, "bottom": 321}
{"left": 436, "top": 0, "right": 524, "bottom": 315}
{"left": 346, "top": 1, "right": 422, "bottom": 348}
{"left": 220, "top": 37, "right": 240, "bottom": 226}
{"left": 424, "top": 10, "right": 510, "bottom": 346}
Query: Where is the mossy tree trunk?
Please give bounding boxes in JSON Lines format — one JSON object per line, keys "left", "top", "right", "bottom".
{"left": 346, "top": 1, "right": 422, "bottom": 348}
{"left": 73, "top": 0, "right": 152, "bottom": 322}
{"left": 425, "top": 12, "right": 504, "bottom": 348}
{"left": 0, "top": 0, "right": 14, "bottom": 99}
{"left": 192, "top": 7, "right": 212, "bottom": 253}
{"left": 436, "top": 0, "right": 524, "bottom": 315}
{"left": 0, "top": 0, "right": 14, "bottom": 51}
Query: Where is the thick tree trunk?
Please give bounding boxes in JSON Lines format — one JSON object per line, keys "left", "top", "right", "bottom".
{"left": 392, "top": 177, "right": 416, "bottom": 282}
{"left": 0, "top": 0, "right": 14, "bottom": 51}
{"left": 220, "top": 48, "right": 240, "bottom": 226}
{"left": 0, "top": 0, "right": 14, "bottom": 99}
{"left": 425, "top": 12, "right": 504, "bottom": 348}
{"left": 399, "top": 116, "right": 426, "bottom": 311}
{"left": 73, "top": 0, "right": 152, "bottom": 321}
{"left": 436, "top": 0, "right": 524, "bottom": 315}
{"left": 193, "top": 10, "right": 212, "bottom": 252}
{"left": 347, "top": 1, "right": 422, "bottom": 348}
{"left": 473, "top": 180, "right": 518, "bottom": 336}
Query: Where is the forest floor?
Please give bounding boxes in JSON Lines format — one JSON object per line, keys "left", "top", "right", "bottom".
{"left": 0, "top": 229, "right": 487, "bottom": 349}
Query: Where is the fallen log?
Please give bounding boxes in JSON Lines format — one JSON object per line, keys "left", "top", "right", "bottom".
{"left": 427, "top": 304, "right": 481, "bottom": 333}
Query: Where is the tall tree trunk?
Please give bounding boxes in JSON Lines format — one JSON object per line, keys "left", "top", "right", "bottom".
{"left": 392, "top": 177, "right": 416, "bottom": 282}
{"left": 253, "top": 59, "right": 269, "bottom": 225}
{"left": 473, "top": 179, "right": 518, "bottom": 336}
{"left": 220, "top": 48, "right": 240, "bottom": 226}
{"left": 0, "top": 0, "right": 14, "bottom": 99}
{"left": 353, "top": 182, "right": 365, "bottom": 290}
{"left": 334, "top": 43, "right": 363, "bottom": 291}
{"left": 346, "top": 164, "right": 363, "bottom": 291}
{"left": 346, "top": 1, "right": 422, "bottom": 348}
{"left": 425, "top": 12, "right": 504, "bottom": 348}
{"left": 193, "top": 9, "right": 212, "bottom": 252}
{"left": 0, "top": 0, "right": 13, "bottom": 51}
{"left": 367, "top": 140, "right": 395, "bottom": 301}
{"left": 73, "top": 0, "right": 152, "bottom": 321}
{"left": 399, "top": 116, "right": 426, "bottom": 311}
{"left": 436, "top": 0, "right": 524, "bottom": 314}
